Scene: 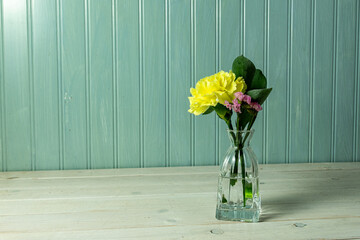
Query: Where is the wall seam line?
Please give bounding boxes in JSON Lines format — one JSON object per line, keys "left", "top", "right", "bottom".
{"left": 111, "top": 0, "right": 118, "bottom": 168}
{"left": 56, "top": 0, "right": 64, "bottom": 170}
{"left": 27, "top": 0, "right": 36, "bottom": 171}
{"left": 354, "top": 0, "right": 360, "bottom": 162}
{"left": 242, "top": 0, "right": 245, "bottom": 55}
{"left": 84, "top": 0, "right": 92, "bottom": 169}
{"left": 165, "top": 0, "right": 170, "bottom": 167}
{"left": 309, "top": 0, "right": 316, "bottom": 163}
{"left": 263, "top": 0, "right": 269, "bottom": 164}
{"left": 218, "top": 0, "right": 222, "bottom": 165}
{"left": 142, "top": 0, "right": 145, "bottom": 167}
{"left": 192, "top": 0, "right": 197, "bottom": 166}
{"left": 168, "top": 0, "right": 172, "bottom": 167}
{"left": 0, "top": 0, "right": 6, "bottom": 171}
{"left": 139, "top": 0, "right": 144, "bottom": 168}
{"left": 331, "top": 0, "right": 338, "bottom": 163}
{"left": 194, "top": 0, "right": 196, "bottom": 166}
{"left": 190, "top": 0, "right": 194, "bottom": 166}
{"left": 286, "top": 0, "right": 293, "bottom": 164}
{"left": 239, "top": 0, "right": 241, "bottom": 54}
{"left": 215, "top": 0, "right": 219, "bottom": 166}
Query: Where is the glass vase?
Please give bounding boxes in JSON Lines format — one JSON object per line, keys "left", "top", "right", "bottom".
{"left": 215, "top": 129, "right": 261, "bottom": 222}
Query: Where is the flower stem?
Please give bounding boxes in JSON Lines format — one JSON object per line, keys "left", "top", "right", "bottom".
{"left": 241, "top": 114, "right": 257, "bottom": 146}
{"left": 236, "top": 113, "right": 246, "bottom": 207}
{"left": 226, "top": 121, "right": 236, "bottom": 144}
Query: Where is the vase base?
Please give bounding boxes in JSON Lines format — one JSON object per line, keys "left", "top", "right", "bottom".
{"left": 215, "top": 204, "right": 260, "bottom": 222}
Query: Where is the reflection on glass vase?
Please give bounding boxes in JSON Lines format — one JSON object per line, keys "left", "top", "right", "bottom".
{"left": 215, "top": 129, "right": 261, "bottom": 222}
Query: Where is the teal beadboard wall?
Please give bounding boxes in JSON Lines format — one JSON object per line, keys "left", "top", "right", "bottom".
{"left": 0, "top": 0, "right": 359, "bottom": 171}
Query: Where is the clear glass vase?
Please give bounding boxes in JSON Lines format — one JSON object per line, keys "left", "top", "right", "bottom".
{"left": 215, "top": 129, "right": 261, "bottom": 222}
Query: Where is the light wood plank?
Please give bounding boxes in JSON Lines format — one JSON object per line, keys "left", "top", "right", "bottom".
{"left": 89, "top": 0, "right": 114, "bottom": 169}
{"left": 291, "top": 0, "right": 311, "bottom": 163}
{"left": 32, "top": 0, "right": 60, "bottom": 170}
{"left": 169, "top": 0, "right": 191, "bottom": 167}
{"left": 0, "top": 163, "right": 359, "bottom": 239}
{"left": 116, "top": 0, "right": 140, "bottom": 168}
{"left": 2, "top": 0, "right": 32, "bottom": 171}
{"left": 1, "top": 217, "right": 360, "bottom": 240}
{"left": 194, "top": 0, "right": 217, "bottom": 166}
{"left": 61, "top": 0, "right": 88, "bottom": 169}
{"left": 313, "top": 0, "right": 334, "bottom": 163}
{"left": 335, "top": 0, "right": 358, "bottom": 162}
{"left": 143, "top": 0, "right": 166, "bottom": 167}
{"left": 0, "top": 162, "right": 359, "bottom": 180}
{"left": 267, "top": 0, "right": 289, "bottom": 164}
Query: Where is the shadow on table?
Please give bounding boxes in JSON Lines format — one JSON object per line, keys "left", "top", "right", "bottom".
{"left": 258, "top": 169, "right": 357, "bottom": 222}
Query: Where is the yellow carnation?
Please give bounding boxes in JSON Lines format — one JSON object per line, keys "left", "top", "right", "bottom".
{"left": 188, "top": 70, "right": 247, "bottom": 115}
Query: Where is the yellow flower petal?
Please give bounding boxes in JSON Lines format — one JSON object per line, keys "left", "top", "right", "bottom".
{"left": 188, "top": 71, "right": 247, "bottom": 115}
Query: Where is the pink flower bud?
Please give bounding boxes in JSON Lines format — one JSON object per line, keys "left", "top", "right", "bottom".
{"left": 234, "top": 92, "right": 244, "bottom": 101}
{"left": 250, "top": 102, "right": 262, "bottom": 112}
{"left": 233, "top": 99, "right": 242, "bottom": 113}
{"left": 243, "top": 95, "right": 252, "bottom": 105}
{"left": 224, "top": 100, "right": 232, "bottom": 110}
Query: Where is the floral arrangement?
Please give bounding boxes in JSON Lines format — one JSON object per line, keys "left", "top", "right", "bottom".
{"left": 188, "top": 55, "right": 272, "bottom": 190}
{"left": 188, "top": 55, "right": 271, "bottom": 138}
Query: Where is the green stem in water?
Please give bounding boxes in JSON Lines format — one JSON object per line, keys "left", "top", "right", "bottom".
{"left": 227, "top": 120, "right": 238, "bottom": 186}
{"left": 240, "top": 147, "right": 246, "bottom": 207}
{"left": 226, "top": 120, "right": 236, "bottom": 144}
{"left": 230, "top": 113, "right": 242, "bottom": 186}
{"left": 242, "top": 114, "right": 257, "bottom": 146}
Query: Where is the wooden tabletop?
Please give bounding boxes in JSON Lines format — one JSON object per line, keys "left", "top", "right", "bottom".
{"left": 0, "top": 163, "right": 359, "bottom": 240}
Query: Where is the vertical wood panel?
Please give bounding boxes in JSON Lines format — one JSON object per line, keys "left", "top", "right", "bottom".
{"left": 32, "top": 0, "right": 60, "bottom": 170}
{"left": 165, "top": 0, "right": 169, "bottom": 167}
{"left": 169, "top": 0, "right": 191, "bottom": 166}
{"left": 89, "top": 0, "right": 114, "bottom": 168}
{"left": 313, "top": 0, "right": 333, "bottom": 163}
{"left": 285, "top": 0, "right": 293, "bottom": 164}
{"left": 267, "top": 0, "right": 288, "bottom": 164}
{"left": 244, "top": 0, "right": 265, "bottom": 163}
{"left": 116, "top": 0, "right": 140, "bottom": 168}
{"left": 309, "top": 0, "right": 315, "bottom": 163}
{"left": 27, "top": 0, "right": 35, "bottom": 171}
{"left": 139, "top": 0, "right": 144, "bottom": 167}
{"left": 111, "top": 0, "right": 118, "bottom": 168}
{"left": 331, "top": 0, "right": 338, "bottom": 163}
{"left": 3, "top": 0, "right": 32, "bottom": 171}
{"left": 190, "top": 0, "right": 195, "bottom": 166}
{"left": 219, "top": 0, "right": 241, "bottom": 163}
{"left": 290, "top": 0, "right": 311, "bottom": 163}
{"left": 335, "top": 0, "right": 357, "bottom": 162}
{"left": 85, "top": 0, "right": 91, "bottom": 168}
{"left": 356, "top": 0, "right": 360, "bottom": 162}
{"left": 263, "top": 0, "right": 269, "bottom": 164}
{"left": 0, "top": 0, "right": 4, "bottom": 171}
{"left": 143, "top": 0, "right": 166, "bottom": 167}
{"left": 61, "top": 0, "right": 87, "bottom": 169}
{"left": 0, "top": 0, "right": 359, "bottom": 171}
{"left": 215, "top": 0, "right": 219, "bottom": 165}
{"left": 195, "top": 0, "right": 216, "bottom": 166}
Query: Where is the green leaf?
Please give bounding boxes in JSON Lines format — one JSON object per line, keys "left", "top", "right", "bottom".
{"left": 213, "top": 104, "right": 232, "bottom": 122}
{"left": 238, "top": 110, "right": 254, "bottom": 129}
{"left": 232, "top": 55, "right": 256, "bottom": 87}
{"left": 221, "top": 195, "right": 228, "bottom": 203}
{"left": 249, "top": 69, "right": 267, "bottom": 90}
{"left": 202, "top": 107, "right": 214, "bottom": 115}
{"left": 246, "top": 88, "right": 272, "bottom": 105}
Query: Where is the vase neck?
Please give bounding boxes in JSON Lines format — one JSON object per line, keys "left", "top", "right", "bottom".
{"left": 227, "top": 129, "right": 254, "bottom": 148}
